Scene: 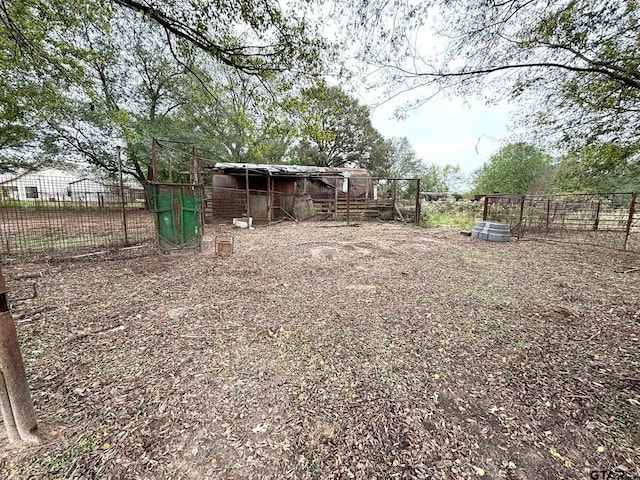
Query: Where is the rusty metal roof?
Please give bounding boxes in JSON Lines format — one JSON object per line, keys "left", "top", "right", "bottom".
{"left": 209, "top": 163, "right": 371, "bottom": 177}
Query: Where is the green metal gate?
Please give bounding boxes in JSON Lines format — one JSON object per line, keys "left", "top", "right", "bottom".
{"left": 148, "top": 182, "right": 204, "bottom": 251}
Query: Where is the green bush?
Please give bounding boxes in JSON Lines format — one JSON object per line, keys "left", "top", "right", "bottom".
{"left": 421, "top": 198, "right": 483, "bottom": 230}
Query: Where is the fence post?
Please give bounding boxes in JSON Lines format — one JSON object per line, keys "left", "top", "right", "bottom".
{"left": 116, "top": 146, "right": 129, "bottom": 246}
{"left": 191, "top": 145, "right": 204, "bottom": 231}
{"left": 392, "top": 179, "right": 397, "bottom": 206}
{"left": 482, "top": 195, "right": 489, "bottom": 221}
{"left": 267, "top": 172, "right": 272, "bottom": 226}
{"left": 624, "top": 192, "right": 637, "bottom": 250}
{"left": 545, "top": 199, "right": 551, "bottom": 233}
{"left": 593, "top": 200, "right": 601, "bottom": 231}
{"left": 517, "top": 195, "right": 526, "bottom": 239}
{"left": 0, "top": 267, "right": 39, "bottom": 444}
{"left": 334, "top": 177, "right": 338, "bottom": 221}
{"left": 245, "top": 168, "right": 251, "bottom": 220}
{"left": 151, "top": 139, "right": 158, "bottom": 182}
{"left": 346, "top": 178, "right": 351, "bottom": 226}
{"left": 414, "top": 178, "right": 421, "bottom": 225}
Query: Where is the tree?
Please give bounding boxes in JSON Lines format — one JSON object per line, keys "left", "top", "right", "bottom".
{"left": 8, "top": 7, "right": 300, "bottom": 184}
{"left": 554, "top": 143, "right": 640, "bottom": 193}
{"left": 182, "top": 69, "right": 297, "bottom": 166}
{"left": 379, "top": 137, "right": 421, "bottom": 178}
{"left": 0, "top": 0, "right": 333, "bottom": 177}
{"left": 292, "top": 85, "right": 388, "bottom": 168}
{"left": 112, "top": 0, "right": 331, "bottom": 77}
{"left": 0, "top": 0, "right": 91, "bottom": 173}
{"left": 422, "top": 164, "right": 465, "bottom": 193}
{"left": 345, "top": 1, "right": 640, "bottom": 151}
{"left": 473, "top": 143, "right": 555, "bottom": 194}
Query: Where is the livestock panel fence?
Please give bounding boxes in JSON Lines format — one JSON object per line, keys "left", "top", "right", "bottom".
{"left": 483, "top": 192, "right": 639, "bottom": 252}
{"left": 0, "top": 174, "right": 154, "bottom": 256}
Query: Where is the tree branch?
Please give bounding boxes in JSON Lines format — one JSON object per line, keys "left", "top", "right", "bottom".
{"left": 112, "top": 0, "right": 300, "bottom": 75}
{"left": 391, "top": 61, "right": 640, "bottom": 91}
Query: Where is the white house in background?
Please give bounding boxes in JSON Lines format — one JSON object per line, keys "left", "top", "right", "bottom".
{"left": 0, "top": 168, "right": 144, "bottom": 204}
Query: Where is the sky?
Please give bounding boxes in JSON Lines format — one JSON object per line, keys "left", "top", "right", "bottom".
{"left": 369, "top": 95, "right": 515, "bottom": 177}
{"left": 339, "top": 3, "right": 520, "bottom": 180}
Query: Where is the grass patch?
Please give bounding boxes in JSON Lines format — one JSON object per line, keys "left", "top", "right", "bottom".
{"left": 420, "top": 198, "right": 483, "bottom": 230}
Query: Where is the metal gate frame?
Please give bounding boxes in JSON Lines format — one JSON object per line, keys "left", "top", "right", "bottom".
{"left": 148, "top": 181, "right": 204, "bottom": 252}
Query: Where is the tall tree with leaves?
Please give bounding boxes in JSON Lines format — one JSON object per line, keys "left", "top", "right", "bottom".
{"left": 0, "top": 0, "right": 96, "bottom": 172}
{"left": 292, "top": 84, "right": 388, "bottom": 168}
{"left": 1, "top": 0, "right": 334, "bottom": 177}
{"left": 554, "top": 143, "right": 640, "bottom": 193}
{"left": 473, "top": 143, "right": 555, "bottom": 194}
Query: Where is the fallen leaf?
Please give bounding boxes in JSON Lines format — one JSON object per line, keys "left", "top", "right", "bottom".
{"left": 474, "top": 466, "right": 485, "bottom": 476}
{"left": 251, "top": 423, "right": 268, "bottom": 433}
{"left": 549, "top": 448, "right": 563, "bottom": 459}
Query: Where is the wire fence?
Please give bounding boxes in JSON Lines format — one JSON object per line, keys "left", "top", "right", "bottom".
{"left": 483, "top": 192, "right": 640, "bottom": 252}
{"left": 0, "top": 174, "right": 154, "bottom": 256}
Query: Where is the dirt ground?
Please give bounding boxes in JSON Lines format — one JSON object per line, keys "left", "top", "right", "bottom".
{"left": 1, "top": 222, "right": 639, "bottom": 479}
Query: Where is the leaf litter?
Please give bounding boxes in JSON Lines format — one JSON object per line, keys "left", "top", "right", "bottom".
{"left": 0, "top": 222, "right": 639, "bottom": 479}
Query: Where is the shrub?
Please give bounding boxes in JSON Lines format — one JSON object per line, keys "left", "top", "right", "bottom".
{"left": 421, "top": 198, "right": 483, "bottom": 230}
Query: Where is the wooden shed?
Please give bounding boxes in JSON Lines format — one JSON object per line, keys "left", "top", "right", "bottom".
{"left": 205, "top": 163, "right": 379, "bottom": 223}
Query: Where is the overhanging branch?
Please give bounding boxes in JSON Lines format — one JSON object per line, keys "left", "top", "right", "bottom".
{"left": 112, "top": 0, "right": 297, "bottom": 75}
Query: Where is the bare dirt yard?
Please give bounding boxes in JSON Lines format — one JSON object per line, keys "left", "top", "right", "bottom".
{"left": 1, "top": 222, "right": 639, "bottom": 479}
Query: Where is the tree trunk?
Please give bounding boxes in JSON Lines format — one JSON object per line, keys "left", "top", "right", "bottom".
{"left": 0, "top": 267, "right": 39, "bottom": 444}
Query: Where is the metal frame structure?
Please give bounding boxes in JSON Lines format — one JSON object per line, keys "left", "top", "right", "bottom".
{"left": 206, "top": 163, "right": 422, "bottom": 226}
{"left": 483, "top": 192, "right": 639, "bottom": 251}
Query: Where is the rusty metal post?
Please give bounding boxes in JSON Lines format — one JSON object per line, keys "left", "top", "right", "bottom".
{"left": 346, "top": 178, "right": 351, "bottom": 225}
{"left": 624, "top": 192, "right": 637, "bottom": 250}
{"left": 190, "top": 145, "right": 197, "bottom": 183}
{"left": 392, "top": 179, "right": 397, "bottom": 205}
{"left": 0, "top": 267, "right": 39, "bottom": 443}
{"left": 267, "top": 172, "right": 272, "bottom": 225}
{"left": 482, "top": 195, "right": 489, "bottom": 221}
{"left": 593, "top": 199, "right": 601, "bottom": 231}
{"left": 245, "top": 168, "right": 251, "bottom": 220}
{"left": 334, "top": 177, "right": 339, "bottom": 221}
{"left": 546, "top": 198, "right": 551, "bottom": 233}
{"left": 192, "top": 146, "right": 206, "bottom": 232}
{"left": 0, "top": 371, "right": 19, "bottom": 442}
{"left": 151, "top": 139, "right": 158, "bottom": 182}
{"left": 517, "top": 195, "right": 526, "bottom": 239}
{"left": 115, "top": 146, "right": 129, "bottom": 247}
{"left": 414, "top": 178, "right": 421, "bottom": 225}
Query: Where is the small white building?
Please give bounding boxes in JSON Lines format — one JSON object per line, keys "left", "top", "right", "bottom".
{"left": 0, "top": 168, "right": 144, "bottom": 205}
